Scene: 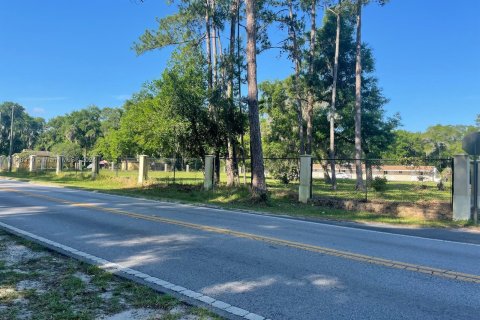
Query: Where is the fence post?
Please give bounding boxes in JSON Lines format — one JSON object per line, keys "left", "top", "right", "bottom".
{"left": 204, "top": 155, "right": 214, "bottom": 191}
{"left": 474, "top": 159, "right": 480, "bottom": 224}
{"left": 0, "top": 156, "right": 5, "bottom": 171}
{"left": 56, "top": 156, "right": 63, "bottom": 175}
{"left": 299, "top": 155, "right": 313, "bottom": 203}
{"left": 138, "top": 155, "right": 148, "bottom": 185}
{"left": 92, "top": 156, "right": 100, "bottom": 178}
{"left": 29, "top": 155, "right": 36, "bottom": 173}
{"left": 453, "top": 155, "right": 470, "bottom": 221}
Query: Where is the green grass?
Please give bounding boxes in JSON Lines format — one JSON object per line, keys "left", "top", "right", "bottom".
{"left": 0, "top": 169, "right": 470, "bottom": 229}
{"left": 0, "top": 229, "right": 222, "bottom": 320}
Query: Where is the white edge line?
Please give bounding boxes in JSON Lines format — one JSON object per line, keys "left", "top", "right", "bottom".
{"left": 2, "top": 178, "right": 480, "bottom": 248}
{"left": 0, "top": 220, "right": 268, "bottom": 320}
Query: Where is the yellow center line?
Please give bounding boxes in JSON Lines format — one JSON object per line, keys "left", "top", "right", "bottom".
{"left": 2, "top": 186, "right": 480, "bottom": 284}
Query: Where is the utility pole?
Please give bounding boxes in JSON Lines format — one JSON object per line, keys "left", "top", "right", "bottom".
{"left": 8, "top": 105, "right": 15, "bottom": 172}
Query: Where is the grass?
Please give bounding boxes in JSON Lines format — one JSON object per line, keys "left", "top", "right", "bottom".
{"left": 0, "top": 229, "right": 223, "bottom": 320}
{"left": 0, "top": 169, "right": 471, "bottom": 229}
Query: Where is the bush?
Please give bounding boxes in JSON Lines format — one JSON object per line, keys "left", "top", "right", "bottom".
{"left": 267, "top": 160, "right": 299, "bottom": 184}
{"left": 437, "top": 180, "right": 445, "bottom": 191}
{"left": 371, "top": 176, "right": 388, "bottom": 192}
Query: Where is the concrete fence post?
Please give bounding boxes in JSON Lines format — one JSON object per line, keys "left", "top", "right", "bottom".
{"left": 56, "top": 156, "right": 63, "bottom": 175}
{"left": 299, "top": 155, "right": 313, "bottom": 204}
{"left": 29, "top": 155, "right": 36, "bottom": 173}
{"left": 92, "top": 156, "right": 100, "bottom": 178}
{"left": 476, "top": 161, "right": 480, "bottom": 211}
{"left": 138, "top": 155, "right": 148, "bottom": 185}
{"left": 453, "top": 155, "right": 471, "bottom": 221}
{"left": 0, "top": 156, "right": 4, "bottom": 171}
{"left": 164, "top": 163, "right": 168, "bottom": 172}
{"left": 204, "top": 155, "right": 215, "bottom": 191}
{"left": 186, "top": 164, "right": 190, "bottom": 172}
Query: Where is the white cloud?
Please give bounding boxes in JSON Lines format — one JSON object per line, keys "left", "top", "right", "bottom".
{"left": 32, "top": 107, "right": 45, "bottom": 115}
{"left": 113, "top": 94, "right": 131, "bottom": 101}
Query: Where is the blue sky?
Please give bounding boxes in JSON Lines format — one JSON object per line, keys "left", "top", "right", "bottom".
{"left": 0, "top": 0, "right": 479, "bottom": 132}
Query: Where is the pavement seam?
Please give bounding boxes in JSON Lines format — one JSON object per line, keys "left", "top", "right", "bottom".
{"left": 2, "top": 186, "right": 480, "bottom": 284}
{"left": 0, "top": 221, "right": 269, "bottom": 320}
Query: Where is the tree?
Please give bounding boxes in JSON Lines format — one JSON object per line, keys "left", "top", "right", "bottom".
{"left": 285, "top": 0, "right": 306, "bottom": 155}
{"left": 351, "top": 0, "right": 389, "bottom": 190}
{"left": 305, "top": 0, "right": 317, "bottom": 156}
{"left": 134, "top": 0, "right": 245, "bottom": 186}
{"left": 225, "top": 0, "right": 242, "bottom": 186}
{"left": 327, "top": 0, "right": 342, "bottom": 190}
{"left": 0, "top": 102, "right": 45, "bottom": 156}
{"left": 383, "top": 130, "right": 425, "bottom": 159}
{"left": 246, "top": 0, "right": 267, "bottom": 198}
{"left": 310, "top": 7, "right": 396, "bottom": 183}
{"left": 422, "top": 125, "right": 477, "bottom": 158}
{"left": 260, "top": 79, "right": 301, "bottom": 158}
{"left": 353, "top": 0, "right": 364, "bottom": 190}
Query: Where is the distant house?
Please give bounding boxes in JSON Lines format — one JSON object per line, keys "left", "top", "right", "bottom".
{"left": 312, "top": 164, "right": 440, "bottom": 182}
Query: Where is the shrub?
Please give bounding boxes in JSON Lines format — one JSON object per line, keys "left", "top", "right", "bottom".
{"left": 371, "top": 176, "right": 388, "bottom": 192}
{"left": 437, "top": 180, "right": 445, "bottom": 191}
{"left": 268, "top": 160, "right": 299, "bottom": 184}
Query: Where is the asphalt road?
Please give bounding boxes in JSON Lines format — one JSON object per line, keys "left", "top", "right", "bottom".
{"left": 1, "top": 179, "right": 480, "bottom": 320}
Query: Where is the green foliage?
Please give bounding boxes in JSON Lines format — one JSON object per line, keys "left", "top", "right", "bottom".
{"left": 36, "top": 106, "right": 105, "bottom": 158}
{"left": 260, "top": 79, "right": 300, "bottom": 158}
{"left": 0, "top": 102, "right": 45, "bottom": 155}
{"left": 269, "top": 160, "right": 300, "bottom": 184}
{"left": 260, "top": 10, "right": 398, "bottom": 160}
{"left": 385, "top": 125, "right": 478, "bottom": 160}
{"left": 371, "top": 176, "right": 387, "bottom": 192}
{"left": 51, "top": 142, "right": 83, "bottom": 158}
{"left": 134, "top": 12, "right": 200, "bottom": 55}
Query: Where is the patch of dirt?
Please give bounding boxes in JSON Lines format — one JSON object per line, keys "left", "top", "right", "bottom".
{"left": 0, "top": 230, "right": 223, "bottom": 320}
{"left": 16, "top": 280, "right": 45, "bottom": 293}
{"left": 99, "top": 308, "right": 163, "bottom": 320}
{"left": 74, "top": 271, "right": 93, "bottom": 283}
{"left": 0, "top": 242, "right": 47, "bottom": 267}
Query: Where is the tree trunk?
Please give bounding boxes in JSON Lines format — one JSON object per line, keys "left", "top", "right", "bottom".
{"left": 305, "top": 0, "right": 316, "bottom": 155}
{"left": 354, "top": 0, "right": 365, "bottom": 191}
{"left": 321, "top": 161, "right": 331, "bottom": 183}
{"left": 212, "top": 24, "right": 218, "bottom": 84}
{"left": 366, "top": 160, "right": 373, "bottom": 186}
{"left": 205, "top": 0, "right": 213, "bottom": 89}
{"left": 238, "top": 1, "right": 247, "bottom": 185}
{"left": 226, "top": 0, "right": 240, "bottom": 187}
{"left": 246, "top": 0, "right": 267, "bottom": 199}
{"left": 329, "top": 3, "right": 341, "bottom": 191}
{"left": 288, "top": 0, "right": 305, "bottom": 155}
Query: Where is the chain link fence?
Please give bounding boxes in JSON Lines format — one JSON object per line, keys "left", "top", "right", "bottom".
{"left": 312, "top": 158, "right": 453, "bottom": 204}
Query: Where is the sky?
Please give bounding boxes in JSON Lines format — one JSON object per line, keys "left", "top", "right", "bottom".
{"left": 0, "top": 0, "right": 479, "bottom": 132}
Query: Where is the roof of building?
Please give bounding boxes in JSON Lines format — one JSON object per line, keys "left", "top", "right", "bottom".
{"left": 312, "top": 164, "right": 437, "bottom": 172}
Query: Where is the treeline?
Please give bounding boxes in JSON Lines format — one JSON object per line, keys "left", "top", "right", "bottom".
{"left": 2, "top": 1, "right": 479, "bottom": 199}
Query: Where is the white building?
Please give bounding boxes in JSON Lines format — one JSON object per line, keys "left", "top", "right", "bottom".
{"left": 312, "top": 164, "right": 441, "bottom": 182}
